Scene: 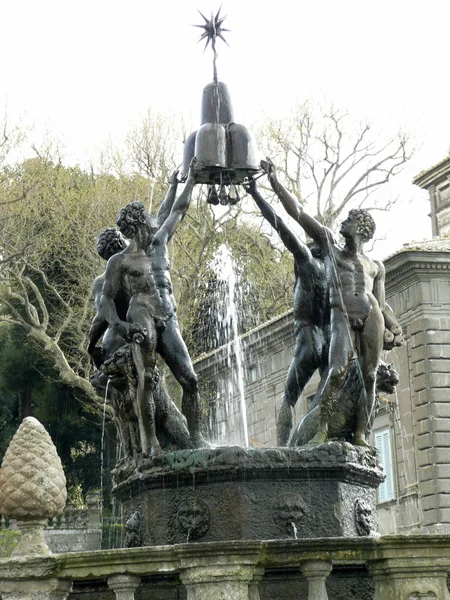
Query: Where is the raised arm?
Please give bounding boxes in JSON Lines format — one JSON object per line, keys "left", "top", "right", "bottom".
{"left": 246, "top": 179, "right": 313, "bottom": 263}
{"left": 155, "top": 161, "right": 197, "bottom": 245}
{"left": 262, "top": 158, "right": 332, "bottom": 249}
{"left": 156, "top": 170, "right": 179, "bottom": 226}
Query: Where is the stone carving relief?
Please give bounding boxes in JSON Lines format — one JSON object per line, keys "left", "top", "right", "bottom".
{"left": 125, "top": 511, "right": 142, "bottom": 548}
{"left": 272, "top": 492, "right": 307, "bottom": 536}
{"left": 354, "top": 497, "right": 377, "bottom": 537}
{"left": 174, "top": 498, "right": 210, "bottom": 541}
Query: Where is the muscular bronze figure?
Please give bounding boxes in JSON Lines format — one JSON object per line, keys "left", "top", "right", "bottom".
{"left": 261, "top": 158, "right": 402, "bottom": 446}
{"left": 88, "top": 170, "right": 180, "bottom": 368}
{"left": 245, "top": 178, "right": 329, "bottom": 446}
{"left": 99, "top": 163, "right": 202, "bottom": 454}
{"left": 88, "top": 225, "right": 191, "bottom": 460}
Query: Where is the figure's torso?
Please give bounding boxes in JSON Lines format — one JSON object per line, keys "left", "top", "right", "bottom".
{"left": 328, "top": 246, "right": 379, "bottom": 326}
{"left": 121, "top": 248, "right": 175, "bottom": 323}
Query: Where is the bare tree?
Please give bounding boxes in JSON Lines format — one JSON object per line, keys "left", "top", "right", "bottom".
{"left": 256, "top": 101, "right": 414, "bottom": 230}
{"left": 125, "top": 108, "right": 182, "bottom": 211}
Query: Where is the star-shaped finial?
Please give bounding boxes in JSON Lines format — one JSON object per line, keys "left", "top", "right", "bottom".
{"left": 194, "top": 6, "right": 230, "bottom": 52}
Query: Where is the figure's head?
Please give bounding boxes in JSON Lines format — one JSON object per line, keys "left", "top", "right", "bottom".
{"left": 116, "top": 201, "right": 158, "bottom": 239}
{"left": 340, "top": 209, "right": 375, "bottom": 242}
{"left": 97, "top": 228, "right": 127, "bottom": 261}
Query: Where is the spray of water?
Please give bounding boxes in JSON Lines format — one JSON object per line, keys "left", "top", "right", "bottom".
{"left": 210, "top": 244, "right": 249, "bottom": 447}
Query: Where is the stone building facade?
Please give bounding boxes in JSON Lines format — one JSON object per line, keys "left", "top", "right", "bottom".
{"left": 375, "top": 239, "right": 450, "bottom": 534}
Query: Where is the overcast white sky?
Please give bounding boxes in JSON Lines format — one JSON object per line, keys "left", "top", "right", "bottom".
{"left": 1, "top": 0, "right": 449, "bottom": 257}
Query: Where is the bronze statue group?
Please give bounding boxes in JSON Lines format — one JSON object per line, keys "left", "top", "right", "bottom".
{"left": 88, "top": 157, "right": 403, "bottom": 462}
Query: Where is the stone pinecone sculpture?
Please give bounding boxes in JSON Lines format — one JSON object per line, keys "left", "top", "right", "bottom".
{"left": 0, "top": 417, "right": 67, "bottom": 520}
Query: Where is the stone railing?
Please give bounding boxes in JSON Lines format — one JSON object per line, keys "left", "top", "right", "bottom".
{"left": 1, "top": 535, "right": 450, "bottom": 599}
{"left": 0, "top": 491, "right": 102, "bottom": 556}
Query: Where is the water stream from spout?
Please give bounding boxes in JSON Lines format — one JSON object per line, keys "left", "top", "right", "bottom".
{"left": 290, "top": 521, "right": 298, "bottom": 539}
{"left": 100, "top": 377, "right": 110, "bottom": 545}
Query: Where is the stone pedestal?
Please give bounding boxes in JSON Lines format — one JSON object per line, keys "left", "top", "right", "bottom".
{"left": 181, "top": 565, "right": 257, "bottom": 600}
{"left": 114, "top": 443, "right": 384, "bottom": 545}
{"left": 300, "top": 561, "right": 332, "bottom": 600}
{"left": 12, "top": 519, "right": 51, "bottom": 557}
{"left": 369, "top": 558, "right": 450, "bottom": 600}
{"left": 108, "top": 574, "right": 141, "bottom": 600}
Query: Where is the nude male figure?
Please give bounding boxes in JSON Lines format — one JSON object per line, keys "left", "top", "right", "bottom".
{"left": 88, "top": 171, "right": 179, "bottom": 368}
{"left": 100, "top": 164, "right": 201, "bottom": 454}
{"left": 245, "top": 178, "right": 329, "bottom": 446}
{"left": 262, "top": 158, "right": 402, "bottom": 445}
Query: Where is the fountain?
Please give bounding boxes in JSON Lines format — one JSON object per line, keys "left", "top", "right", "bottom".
{"left": 3, "top": 9, "right": 442, "bottom": 600}
{"left": 81, "top": 10, "right": 387, "bottom": 548}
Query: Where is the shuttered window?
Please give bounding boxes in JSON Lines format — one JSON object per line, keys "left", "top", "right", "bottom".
{"left": 374, "top": 428, "right": 395, "bottom": 503}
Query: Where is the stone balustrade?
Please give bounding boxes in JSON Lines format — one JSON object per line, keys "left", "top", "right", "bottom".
{"left": 1, "top": 535, "right": 450, "bottom": 599}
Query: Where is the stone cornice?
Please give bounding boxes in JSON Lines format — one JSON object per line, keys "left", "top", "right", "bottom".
{"left": 413, "top": 156, "right": 450, "bottom": 188}
{"left": 385, "top": 250, "right": 450, "bottom": 292}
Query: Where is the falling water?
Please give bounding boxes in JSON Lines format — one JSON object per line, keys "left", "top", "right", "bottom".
{"left": 99, "top": 377, "right": 110, "bottom": 544}
{"left": 290, "top": 521, "right": 298, "bottom": 539}
{"left": 210, "top": 244, "right": 249, "bottom": 447}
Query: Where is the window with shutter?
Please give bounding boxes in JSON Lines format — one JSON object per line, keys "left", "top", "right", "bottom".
{"left": 374, "top": 428, "right": 395, "bottom": 503}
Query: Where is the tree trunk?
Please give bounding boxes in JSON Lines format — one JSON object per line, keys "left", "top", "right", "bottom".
{"left": 19, "top": 388, "right": 32, "bottom": 421}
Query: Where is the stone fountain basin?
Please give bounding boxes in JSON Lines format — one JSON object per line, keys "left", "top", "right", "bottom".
{"left": 113, "top": 442, "right": 384, "bottom": 546}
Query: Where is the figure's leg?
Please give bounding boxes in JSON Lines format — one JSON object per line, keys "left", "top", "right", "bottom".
{"left": 127, "top": 307, "right": 160, "bottom": 455}
{"left": 153, "top": 375, "right": 191, "bottom": 450}
{"left": 354, "top": 298, "right": 384, "bottom": 446}
{"left": 158, "top": 315, "right": 203, "bottom": 446}
{"left": 277, "top": 326, "right": 323, "bottom": 446}
{"left": 309, "top": 306, "right": 354, "bottom": 444}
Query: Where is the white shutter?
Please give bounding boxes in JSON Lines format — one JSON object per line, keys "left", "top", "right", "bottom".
{"left": 375, "top": 428, "right": 395, "bottom": 503}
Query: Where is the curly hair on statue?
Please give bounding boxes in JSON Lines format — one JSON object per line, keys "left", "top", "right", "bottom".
{"left": 97, "top": 228, "right": 127, "bottom": 261}
{"left": 116, "top": 202, "right": 147, "bottom": 238}
{"left": 348, "top": 209, "right": 376, "bottom": 242}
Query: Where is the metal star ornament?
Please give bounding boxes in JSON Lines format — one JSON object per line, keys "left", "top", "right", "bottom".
{"left": 193, "top": 7, "right": 230, "bottom": 82}
{"left": 194, "top": 7, "right": 230, "bottom": 51}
